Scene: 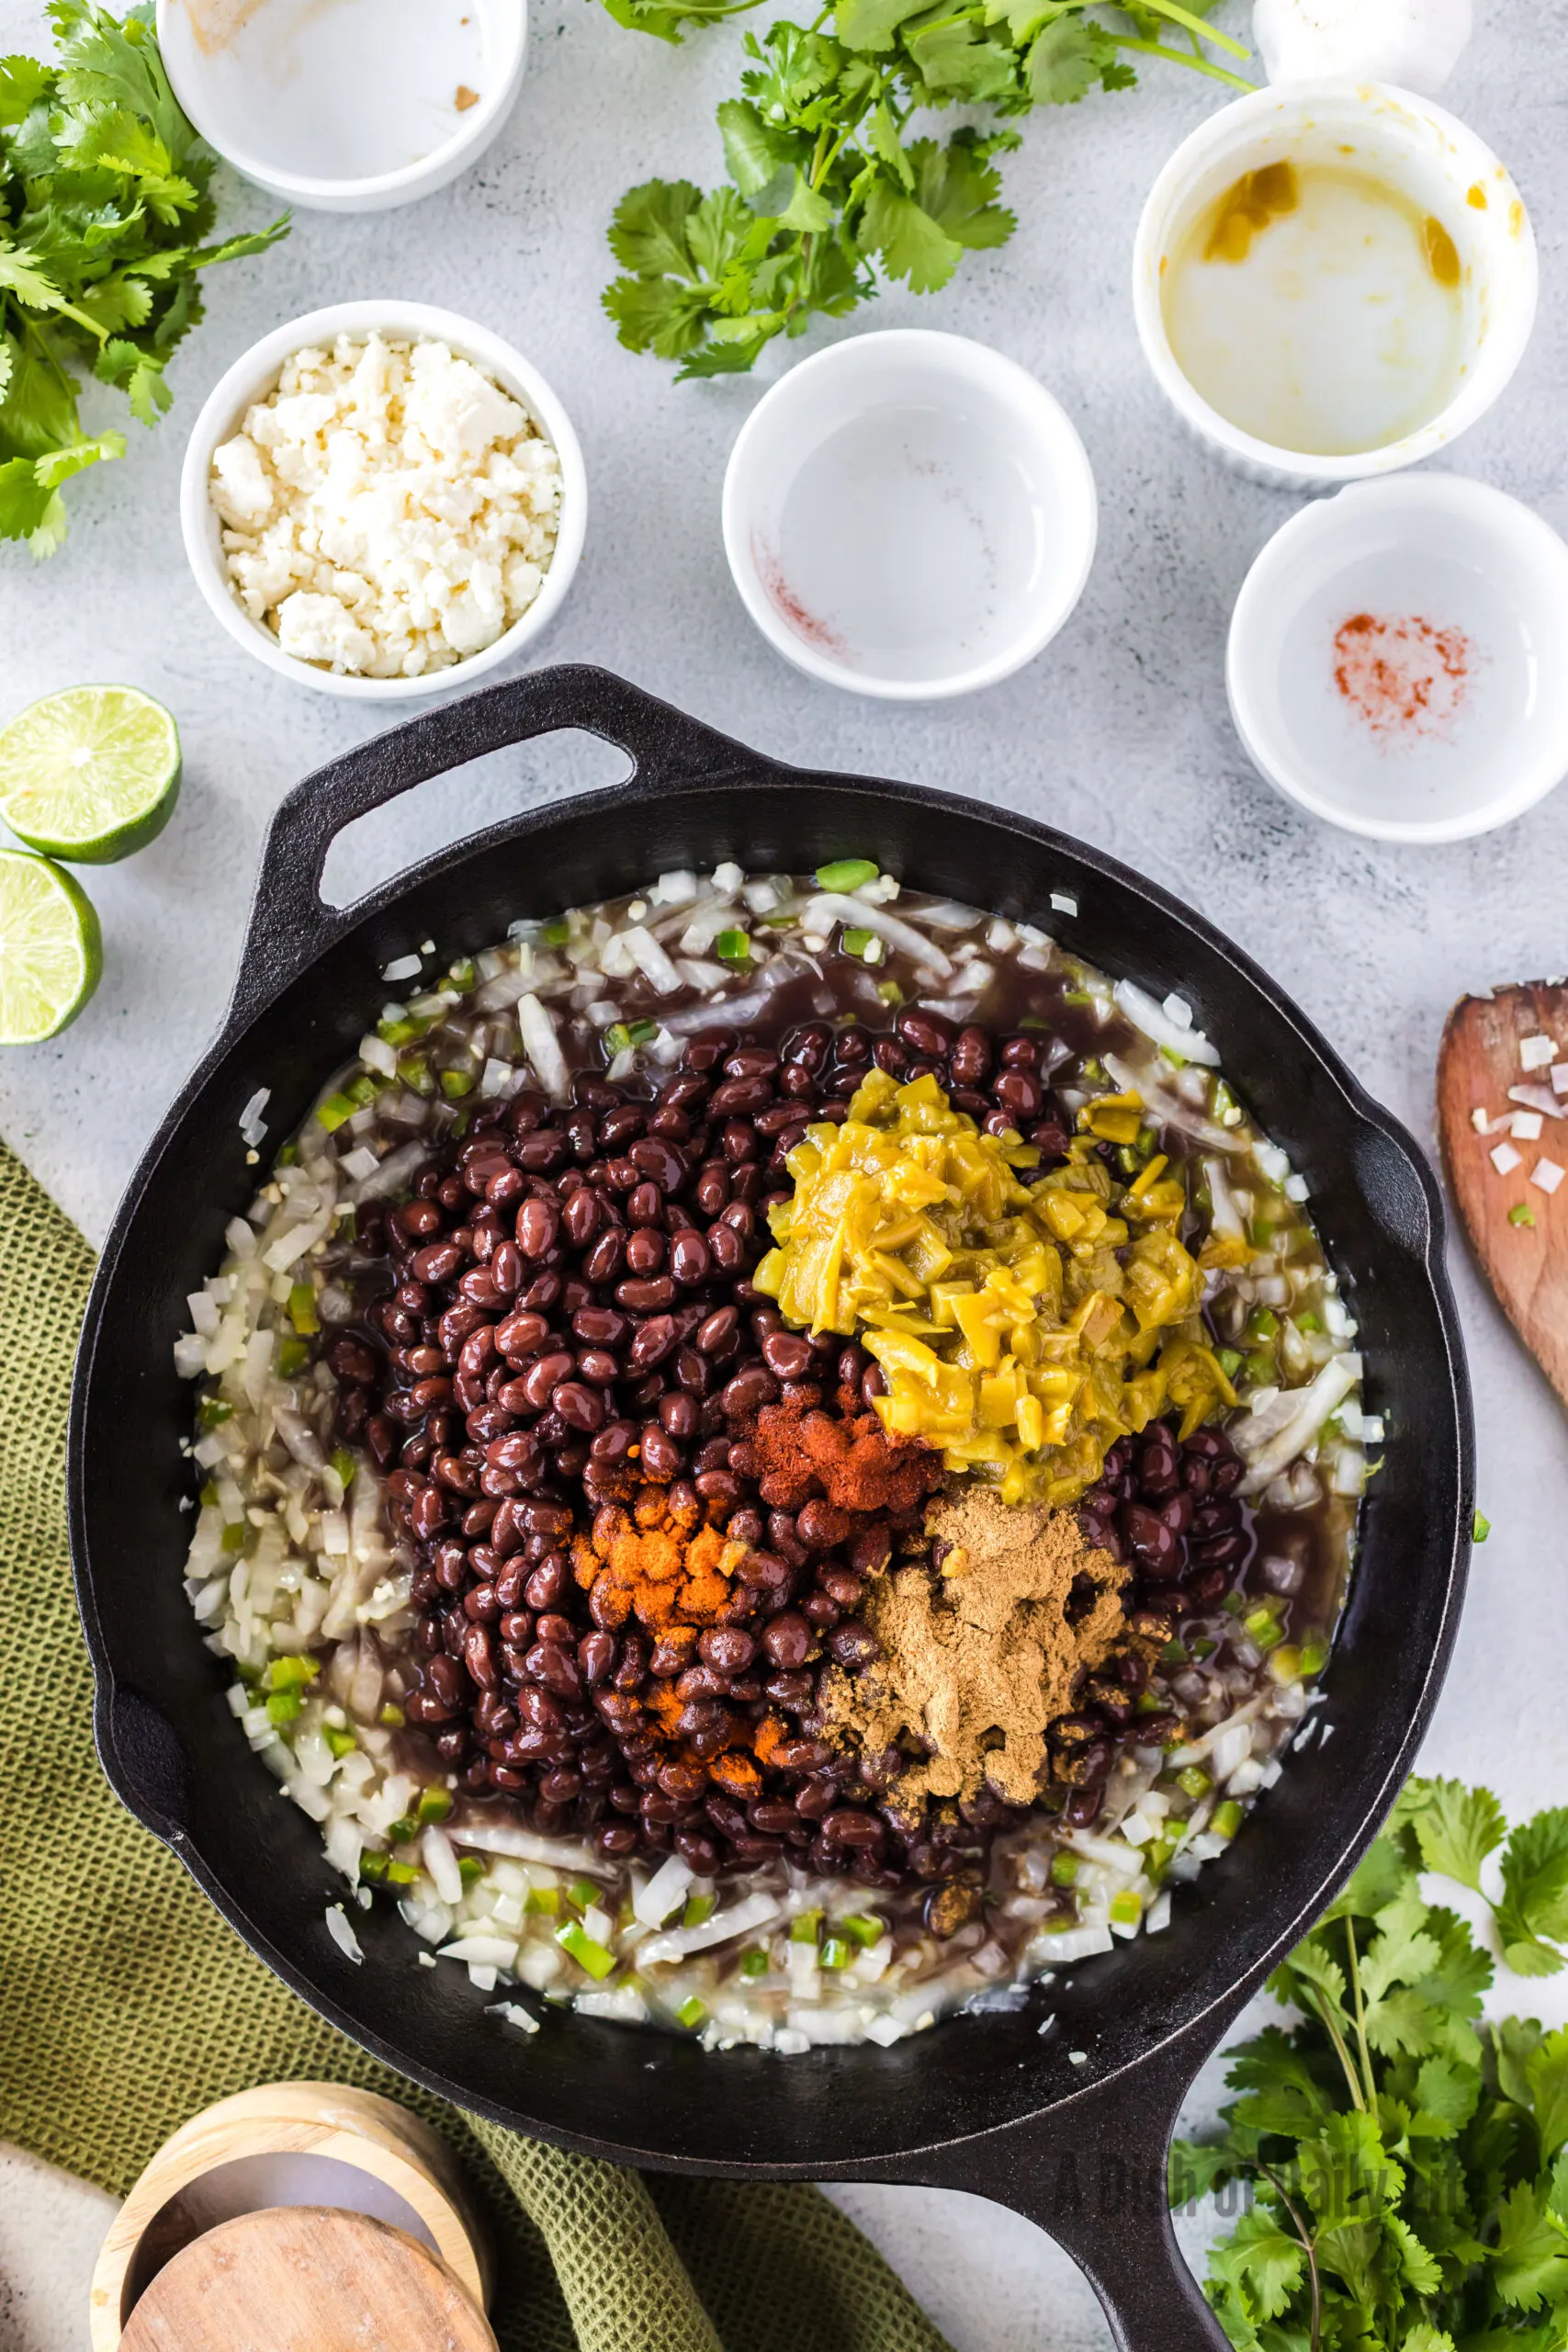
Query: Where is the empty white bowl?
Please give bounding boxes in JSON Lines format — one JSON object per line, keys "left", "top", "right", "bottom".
{"left": 155, "top": 0, "right": 525, "bottom": 210}
{"left": 180, "top": 300, "right": 586, "bottom": 700}
{"left": 1226, "top": 474, "right": 1568, "bottom": 842}
{"left": 722, "top": 331, "right": 1098, "bottom": 700}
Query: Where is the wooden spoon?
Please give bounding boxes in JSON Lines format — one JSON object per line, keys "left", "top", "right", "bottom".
{"left": 118, "top": 2206, "right": 499, "bottom": 2352}
{"left": 1438, "top": 980, "right": 1568, "bottom": 1408}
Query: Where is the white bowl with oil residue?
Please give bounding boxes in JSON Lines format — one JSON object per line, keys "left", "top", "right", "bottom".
{"left": 1133, "top": 81, "right": 1537, "bottom": 490}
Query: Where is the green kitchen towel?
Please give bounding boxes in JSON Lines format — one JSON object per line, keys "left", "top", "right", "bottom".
{"left": 0, "top": 1139, "right": 953, "bottom": 2352}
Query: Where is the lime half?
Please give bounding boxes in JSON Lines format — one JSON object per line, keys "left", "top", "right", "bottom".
{"left": 0, "top": 850, "right": 102, "bottom": 1043}
{"left": 0, "top": 685, "right": 181, "bottom": 864}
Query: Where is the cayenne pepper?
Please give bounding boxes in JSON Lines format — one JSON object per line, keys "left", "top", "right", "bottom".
{"left": 739, "top": 1394, "right": 942, "bottom": 1520}
{"left": 1332, "top": 610, "right": 1474, "bottom": 744}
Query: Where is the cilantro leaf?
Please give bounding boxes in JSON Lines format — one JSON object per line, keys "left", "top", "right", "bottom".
{"left": 0, "top": 53, "right": 51, "bottom": 124}
{"left": 1211, "top": 2206, "right": 1305, "bottom": 2321}
{"left": 1528, "top": 2030, "right": 1568, "bottom": 2163}
{"left": 1402, "top": 1776, "right": 1507, "bottom": 1894}
{"left": 0, "top": 452, "right": 53, "bottom": 541}
{"left": 1026, "top": 17, "right": 1119, "bottom": 103}
{"left": 1168, "top": 2135, "right": 1239, "bottom": 2206}
{"left": 607, "top": 177, "right": 708, "bottom": 277}
{"left": 1387, "top": 2209, "right": 1443, "bottom": 2294}
{"left": 860, "top": 178, "right": 963, "bottom": 292}
{"left": 716, "top": 98, "right": 805, "bottom": 201}
{"left": 1411, "top": 2053, "right": 1481, "bottom": 2138}
{"left": 1499, "top": 1810, "right": 1568, "bottom": 1976}
{"left": 903, "top": 13, "right": 1018, "bottom": 100}
{"left": 834, "top": 0, "right": 926, "bottom": 51}
{"left": 1491, "top": 2177, "right": 1568, "bottom": 2310}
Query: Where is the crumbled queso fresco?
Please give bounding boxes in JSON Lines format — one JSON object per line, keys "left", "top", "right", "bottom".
{"left": 209, "top": 334, "right": 562, "bottom": 679}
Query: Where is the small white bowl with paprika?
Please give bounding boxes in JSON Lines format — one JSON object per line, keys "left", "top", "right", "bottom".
{"left": 1225, "top": 474, "right": 1568, "bottom": 843}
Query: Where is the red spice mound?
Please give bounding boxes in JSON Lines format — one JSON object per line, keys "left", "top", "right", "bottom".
{"left": 741, "top": 1393, "right": 944, "bottom": 1520}
{"left": 1332, "top": 610, "right": 1474, "bottom": 744}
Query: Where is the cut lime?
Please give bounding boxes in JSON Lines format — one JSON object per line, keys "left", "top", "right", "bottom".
{"left": 0, "top": 685, "right": 181, "bottom": 864}
{"left": 0, "top": 850, "right": 102, "bottom": 1043}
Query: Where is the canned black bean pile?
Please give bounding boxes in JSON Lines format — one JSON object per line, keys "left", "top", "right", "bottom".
{"left": 329, "top": 1008, "right": 1251, "bottom": 1897}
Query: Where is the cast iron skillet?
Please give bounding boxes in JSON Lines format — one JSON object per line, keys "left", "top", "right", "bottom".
{"left": 70, "top": 664, "right": 1472, "bottom": 2349}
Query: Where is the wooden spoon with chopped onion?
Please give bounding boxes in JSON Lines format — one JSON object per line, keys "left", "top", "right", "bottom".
{"left": 1438, "top": 982, "right": 1568, "bottom": 1410}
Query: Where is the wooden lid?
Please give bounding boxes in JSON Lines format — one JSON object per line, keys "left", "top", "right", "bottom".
{"left": 91, "top": 2082, "right": 491, "bottom": 2348}
{"left": 118, "top": 2207, "right": 499, "bottom": 2352}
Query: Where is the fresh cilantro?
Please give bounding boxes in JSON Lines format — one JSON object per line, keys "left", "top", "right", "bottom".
{"left": 1397, "top": 1776, "right": 1506, "bottom": 1894}
{"left": 600, "top": 0, "right": 1249, "bottom": 374}
{"left": 1498, "top": 1810, "right": 1568, "bottom": 1978}
{"left": 0, "top": 0, "right": 287, "bottom": 555}
{"left": 1174, "top": 1777, "right": 1568, "bottom": 2351}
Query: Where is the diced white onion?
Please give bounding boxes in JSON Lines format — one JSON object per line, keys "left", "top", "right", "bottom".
{"left": 799, "top": 895, "right": 954, "bottom": 976}
{"left": 487, "top": 1999, "right": 541, "bottom": 2034}
{"left": 325, "top": 1903, "right": 363, "bottom": 1963}
{"left": 447, "top": 1824, "right": 609, "bottom": 1872}
{"left": 1038, "top": 1925, "right": 1113, "bottom": 1964}
{"left": 518, "top": 995, "right": 569, "bottom": 1099}
{"left": 634, "top": 1852, "right": 694, "bottom": 1929}
{"left": 1236, "top": 1354, "right": 1362, "bottom": 1495}
{"left": 1113, "top": 979, "right": 1221, "bottom": 1067}
{"left": 423, "top": 1825, "right": 465, "bottom": 1906}
{"left": 638, "top": 1894, "right": 783, "bottom": 1966}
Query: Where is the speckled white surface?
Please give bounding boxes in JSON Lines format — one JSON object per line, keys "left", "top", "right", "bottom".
{"left": 4, "top": 1, "right": 1568, "bottom": 2344}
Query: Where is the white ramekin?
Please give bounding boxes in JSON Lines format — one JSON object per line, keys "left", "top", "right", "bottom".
{"left": 180, "top": 301, "right": 586, "bottom": 702}
{"left": 1133, "top": 80, "right": 1538, "bottom": 491}
{"left": 1227, "top": 473, "right": 1568, "bottom": 842}
{"left": 722, "top": 330, "right": 1098, "bottom": 702}
{"left": 155, "top": 0, "right": 525, "bottom": 212}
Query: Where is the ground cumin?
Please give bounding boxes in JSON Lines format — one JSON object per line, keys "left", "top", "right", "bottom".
{"left": 747, "top": 1394, "right": 942, "bottom": 1517}
{"left": 570, "top": 1485, "right": 746, "bottom": 1634}
{"left": 820, "top": 1487, "right": 1130, "bottom": 1810}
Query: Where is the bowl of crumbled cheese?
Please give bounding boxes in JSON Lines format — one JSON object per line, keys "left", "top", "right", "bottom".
{"left": 181, "top": 301, "right": 585, "bottom": 696}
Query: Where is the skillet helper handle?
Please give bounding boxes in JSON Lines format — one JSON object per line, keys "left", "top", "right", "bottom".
{"left": 230, "top": 664, "right": 759, "bottom": 1026}
{"left": 910, "top": 2029, "right": 1231, "bottom": 2352}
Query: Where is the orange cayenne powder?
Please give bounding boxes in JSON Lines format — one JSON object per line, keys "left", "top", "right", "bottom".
{"left": 1332, "top": 610, "right": 1474, "bottom": 744}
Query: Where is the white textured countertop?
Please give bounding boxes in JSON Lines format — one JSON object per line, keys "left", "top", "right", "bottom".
{"left": 4, "top": 0, "right": 1568, "bottom": 2342}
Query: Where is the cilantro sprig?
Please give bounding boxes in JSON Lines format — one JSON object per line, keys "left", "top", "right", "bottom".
{"left": 0, "top": 0, "right": 288, "bottom": 554}
{"left": 602, "top": 0, "right": 1249, "bottom": 377}
{"left": 1172, "top": 1777, "right": 1568, "bottom": 2350}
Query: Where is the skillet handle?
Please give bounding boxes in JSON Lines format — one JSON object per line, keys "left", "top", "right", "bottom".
{"left": 231, "top": 664, "right": 763, "bottom": 1027}
{"left": 904, "top": 2026, "right": 1231, "bottom": 2352}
